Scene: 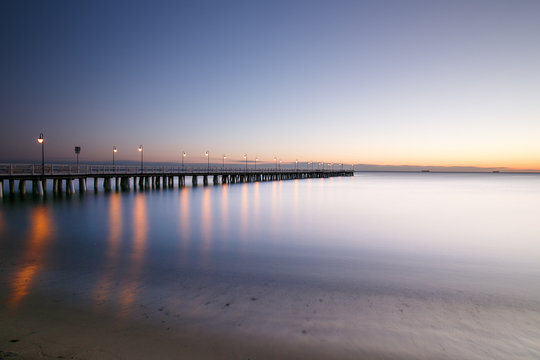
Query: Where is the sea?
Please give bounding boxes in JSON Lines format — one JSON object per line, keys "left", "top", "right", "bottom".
{"left": 1, "top": 172, "right": 539, "bottom": 359}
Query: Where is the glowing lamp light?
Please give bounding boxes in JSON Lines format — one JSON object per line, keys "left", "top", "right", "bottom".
{"left": 37, "top": 133, "right": 44, "bottom": 144}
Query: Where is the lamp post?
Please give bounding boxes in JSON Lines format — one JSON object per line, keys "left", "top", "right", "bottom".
{"left": 279, "top": 159, "right": 281, "bottom": 170}
{"left": 74, "top": 146, "right": 81, "bottom": 171}
{"left": 138, "top": 145, "right": 143, "bottom": 172}
{"left": 244, "top": 153, "right": 247, "bottom": 171}
{"left": 182, "top": 151, "right": 186, "bottom": 170}
{"left": 274, "top": 156, "right": 277, "bottom": 170}
{"left": 222, "top": 154, "right": 226, "bottom": 170}
{"left": 295, "top": 159, "right": 298, "bottom": 171}
{"left": 255, "top": 157, "right": 258, "bottom": 170}
{"left": 37, "top": 133, "right": 44, "bottom": 176}
{"left": 205, "top": 151, "right": 209, "bottom": 171}
{"left": 113, "top": 146, "right": 117, "bottom": 168}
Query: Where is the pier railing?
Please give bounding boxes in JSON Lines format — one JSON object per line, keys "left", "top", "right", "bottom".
{"left": 0, "top": 163, "right": 348, "bottom": 177}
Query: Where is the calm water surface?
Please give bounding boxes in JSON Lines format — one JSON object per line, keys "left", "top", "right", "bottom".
{"left": 1, "top": 173, "right": 540, "bottom": 359}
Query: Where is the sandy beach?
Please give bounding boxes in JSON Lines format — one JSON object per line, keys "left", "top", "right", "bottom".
{"left": 2, "top": 250, "right": 540, "bottom": 360}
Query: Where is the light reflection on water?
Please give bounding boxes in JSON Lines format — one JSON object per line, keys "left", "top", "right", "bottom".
{"left": 1, "top": 173, "right": 540, "bottom": 358}
{"left": 8, "top": 206, "right": 55, "bottom": 309}
{"left": 93, "top": 193, "right": 123, "bottom": 308}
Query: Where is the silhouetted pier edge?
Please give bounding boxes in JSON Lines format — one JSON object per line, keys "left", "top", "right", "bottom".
{"left": 0, "top": 164, "right": 353, "bottom": 197}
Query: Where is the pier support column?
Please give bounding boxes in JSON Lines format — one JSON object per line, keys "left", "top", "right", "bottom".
{"left": 145, "top": 177, "right": 150, "bottom": 189}
{"left": 179, "top": 176, "right": 185, "bottom": 187}
{"left": 42, "top": 179, "right": 47, "bottom": 194}
{"left": 67, "top": 179, "right": 75, "bottom": 195}
{"left": 103, "top": 177, "right": 112, "bottom": 192}
{"left": 94, "top": 178, "right": 99, "bottom": 192}
{"left": 122, "top": 177, "right": 131, "bottom": 191}
{"left": 18, "top": 180, "right": 26, "bottom": 195}
{"left": 213, "top": 175, "right": 218, "bottom": 185}
{"left": 203, "top": 176, "right": 208, "bottom": 186}
{"left": 79, "top": 178, "right": 87, "bottom": 193}
{"left": 9, "top": 179, "right": 15, "bottom": 195}
{"left": 35, "top": 180, "right": 44, "bottom": 196}
{"left": 115, "top": 177, "right": 120, "bottom": 192}
{"left": 0, "top": 180, "right": 3, "bottom": 199}
{"left": 32, "top": 180, "right": 38, "bottom": 195}
{"left": 192, "top": 176, "right": 198, "bottom": 186}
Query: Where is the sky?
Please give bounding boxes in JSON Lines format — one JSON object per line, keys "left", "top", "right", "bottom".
{"left": 1, "top": 0, "right": 539, "bottom": 169}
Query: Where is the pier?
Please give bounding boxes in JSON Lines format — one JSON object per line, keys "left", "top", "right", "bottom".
{"left": 0, "top": 164, "right": 353, "bottom": 197}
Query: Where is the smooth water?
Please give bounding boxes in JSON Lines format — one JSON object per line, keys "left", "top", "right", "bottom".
{"left": 1, "top": 173, "right": 540, "bottom": 359}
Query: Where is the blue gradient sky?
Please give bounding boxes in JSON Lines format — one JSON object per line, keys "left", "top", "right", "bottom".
{"left": 1, "top": 0, "right": 539, "bottom": 169}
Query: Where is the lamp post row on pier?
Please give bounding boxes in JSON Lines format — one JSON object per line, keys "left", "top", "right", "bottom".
{"left": 36, "top": 134, "right": 350, "bottom": 172}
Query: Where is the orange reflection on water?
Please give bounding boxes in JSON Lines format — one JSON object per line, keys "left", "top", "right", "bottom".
{"left": 179, "top": 187, "right": 190, "bottom": 252}
{"left": 270, "top": 181, "right": 282, "bottom": 242}
{"left": 120, "top": 194, "right": 148, "bottom": 311}
{"left": 93, "top": 193, "right": 123, "bottom": 307}
{"left": 220, "top": 184, "right": 229, "bottom": 239}
{"left": 201, "top": 188, "right": 212, "bottom": 255}
{"left": 240, "top": 184, "right": 249, "bottom": 244}
{"left": 9, "top": 206, "right": 54, "bottom": 309}
{"left": 253, "top": 182, "right": 260, "bottom": 230}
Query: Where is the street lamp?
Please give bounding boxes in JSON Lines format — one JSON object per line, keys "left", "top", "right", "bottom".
{"left": 205, "top": 151, "right": 209, "bottom": 171}
{"left": 74, "top": 146, "right": 81, "bottom": 170}
{"left": 244, "top": 153, "right": 248, "bottom": 171}
{"left": 295, "top": 159, "right": 298, "bottom": 171}
{"left": 279, "top": 159, "right": 282, "bottom": 170}
{"left": 37, "top": 133, "right": 44, "bottom": 176}
{"left": 255, "top": 157, "right": 258, "bottom": 170}
{"left": 113, "top": 146, "right": 117, "bottom": 167}
{"left": 138, "top": 145, "right": 143, "bottom": 172}
{"left": 222, "top": 154, "right": 226, "bottom": 170}
{"left": 182, "top": 151, "right": 186, "bottom": 170}
{"left": 274, "top": 156, "right": 278, "bottom": 170}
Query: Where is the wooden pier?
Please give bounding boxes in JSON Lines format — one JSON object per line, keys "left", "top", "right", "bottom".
{"left": 0, "top": 164, "right": 353, "bottom": 197}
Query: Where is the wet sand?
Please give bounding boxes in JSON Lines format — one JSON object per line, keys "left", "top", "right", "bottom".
{"left": 2, "top": 252, "right": 540, "bottom": 360}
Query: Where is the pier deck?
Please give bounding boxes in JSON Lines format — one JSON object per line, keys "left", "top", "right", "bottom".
{"left": 0, "top": 164, "right": 353, "bottom": 197}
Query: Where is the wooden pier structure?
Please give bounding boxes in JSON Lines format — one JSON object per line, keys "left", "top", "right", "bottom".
{"left": 0, "top": 164, "right": 353, "bottom": 197}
